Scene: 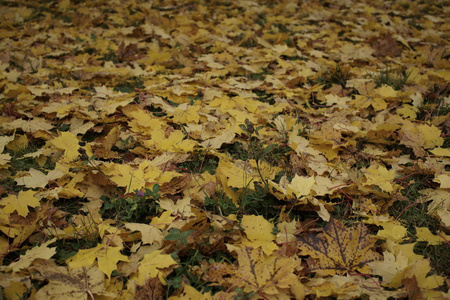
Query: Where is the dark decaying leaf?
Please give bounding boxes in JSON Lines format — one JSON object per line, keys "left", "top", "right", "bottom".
{"left": 298, "top": 218, "right": 382, "bottom": 275}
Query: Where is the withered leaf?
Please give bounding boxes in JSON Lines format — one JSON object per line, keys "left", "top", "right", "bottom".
{"left": 135, "top": 277, "right": 165, "bottom": 300}
{"left": 298, "top": 218, "right": 382, "bottom": 275}
{"left": 33, "top": 264, "right": 113, "bottom": 299}
{"left": 208, "top": 246, "right": 299, "bottom": 297}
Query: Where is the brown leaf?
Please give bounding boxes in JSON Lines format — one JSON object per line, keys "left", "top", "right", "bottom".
{"left": 135, "top": 277, "right": 165, "bottom": 300}
{"left": 160, "top": 174, "right": 191, "bottom": 196}
{"left": 369, "top": 34, "right": 403, "bottom": 57}
{"left": 402, "top": 275, "right": 423, "bottom": 300}
{"left": 117, "top": 42, "right": 139, "bottom": 61}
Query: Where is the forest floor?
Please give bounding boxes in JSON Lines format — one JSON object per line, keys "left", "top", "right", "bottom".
{"left": 0, "top": 0, "right": 449, "bottom": 299}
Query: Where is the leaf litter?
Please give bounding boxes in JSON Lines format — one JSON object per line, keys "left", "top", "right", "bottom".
{"left": 0, "top": 0, "right": 449, "bottom": 299}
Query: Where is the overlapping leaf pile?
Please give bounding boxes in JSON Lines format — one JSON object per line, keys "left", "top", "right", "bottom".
{"left": 0, "top": 0, "right": 449, "bottom": 298}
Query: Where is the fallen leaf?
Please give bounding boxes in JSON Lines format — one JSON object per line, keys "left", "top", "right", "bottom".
{"left": 298, "top": 218, "right": 382, "bottom": 275}
{"left": 240, "top": 215, "right": 278, "bottom": 255}
{"left": 1, "top": 190, "right": 40, "bottom": 217}
{"left": 134, "top": 250, "right": 177, "bottom": 285}
{"left": 68, "top": 243, "right": 130, "bottom": 278}
{"left": 33, "top": 263, "right": 112, "bottom": 299}
{"left": 287, "top": 175, "right": 315, "bottom": 197}
{"left": 49, "top": 131, "right": 81, "bottom": 161}
{"left": 208, "top": 246, "right": 300, "bottom": 298}
{"left": 7, "top": 238, "right": 57, "bottom": 272}
{"left": 14, "top": 168, "right": 65, "bottom": 188}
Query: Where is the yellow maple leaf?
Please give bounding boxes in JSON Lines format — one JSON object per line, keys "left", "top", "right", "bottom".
{"left": 217, "top": 159, "right": 255, "bottom": 189}
{"left": 168, "top": 284, "right": 212, "bottom": 300}
{"left": 201, "top": 123, "right": 235, "bottom": 149}
{"left": 376, "top": 85, "right": 398, "bottom": 98}
{"left": 421, "top": 188, "right": 450, "bottom": 227}
{"left": 430, "top": 147, "right": 450, "bottom": 157}
{"left": 1, "top": 190, "right": 40, "bottom": 217}
{"left": 208, "top": 246, "right": 299, "bottom": 298}
{"left": 287, "top": 174, "right": 315, "bottom": 198}
{"left": 298, "top": 218, "right": 382, "bottom": 275}
{"left": 135, "top": 250, "right": 177, "bottom": 285}
{"left": 0, "top": 271, "right": 32, "bottom": 300}
{"left": 159, "top": 195, "right": 193, "bottom": 217}
{"left": 68, "top": 244, "right": 129, "bottom": 278}
{"left": 7, "top": 238, "right": 56, "bottom": 272}
{"left": 433, "top": 174, "right": 450, "bottom": 189}
{"left": 397, "top": 104, "right": 418, "bottom": 119}
{"left": 240, "top": 215, "right": 278, "bottom": 255}
{"left": 102, "top": 161, "right": 161, "bottom": 192}
{"left": 369, "top": 250, "right": 409, "bottom": 288}
{"left": 399, "top": 122, "right": 443, "bottom": 156}
{"left": 34, "top": 263, "right": 111, "bottom": 299}
{"left": 415, "top": 227, "right": 450, "bottom": 245}
{"left": 5, "top": 134, "right": 28, "bottom": 152}
{"left": 404, "top": 258, "right": 444, "bottom": 290}
{"left": 150, "top": 210, "right": 176, "bottom": 230}
{"left": 125, "top": 223, "right": 163, "bottom": 246}
{"left": 172, "top": 103, "right": 201, "bottom": 124}
{"left": 365, "top": 215, "right": 407, "bottom": 242}
{"left": 0, "top": 153, "right": 11, "bottom": 168}
{"left": 14, "top": 168, "right": 65, "bottom": 188}
{"left": 363, "top": 165, "right": 396, "bottom": 193}
{"left": 143, "top": 128, "right": 197, "bottom": 153}
{"left": 276, "top": 220, "right": 297, "bottom": 244}
{"left": 49, "top": 131, "right": 81, "bottom": 161}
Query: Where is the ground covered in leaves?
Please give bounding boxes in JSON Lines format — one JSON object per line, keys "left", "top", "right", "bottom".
{"left": 0, "top": 0, "right": 449, "bottom": 299}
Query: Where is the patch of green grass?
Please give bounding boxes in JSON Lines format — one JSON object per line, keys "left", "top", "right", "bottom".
{"left": 113, "top": 76, "right": 144, "bottom": 93}
{"left": 165, "top": 228, "right": 195, "bottom": 247}
{"left": 204, "top": 183, "right": 279, "bottom": 220}
{"left": 102, "top": 49, "right": 119, "bottom": 63}
{"left": 279, "top": 54, "right": 308, "bottom": 61}
{"left": 389, "top": 172, "right": 441, "bottom": 236}
{"left": 221, "top": 141, "right": 249, "bottom": 161}
{"left": 330, "top": 198, "right": 353, "bottom": 219}
{"left": 390, "top": 199, "right": 441, "bottom": 235}
{"left": 254, "top": 12, "right": 266, "bottom": 28}
{"left": 144, "top": 104, "right": 167, "bottom": 117}
{"left": 55, "top": 197, "right": 90, "bottom": 216}
{"left": 246, "top": 70, "right": 268, "bottom": 81}
{"left": 7, "top": 141, "right": 49, "bottom": 171}
{"left": 1, "top": 138, "right": 55, "bottom": 193}
{"left": 252, "top": 89, "right": 275, "bottom": 104}
{"left": 178, "top": 151, "right": 219, "bottom": 175}
{"left": 417, "top": 83, "right": 449, "bottom": 120}
{"left": 239, "top": 119, "right": 290, "bottom": 162}
{"left": 317, "top": 64, "right": 352, "bottom": 89}
{"left": 204, "top": 190, "right": 238, "bottom": 216}
{"left": 414, "top": 242, "right": 450, "bottom": 278}
{"left": 370, "top": 66, "right": 411, "bottom": 90}
{"left": 272, "top": 22, "right": 290, "bottom": 33}
{"left": 100, "top": 185, "right": 162, "bottom": 223}
{"left": 165, "top": 250, "right": 215, "bottom": 297}
{"left": 222, "top": 121, "right": 290, "bottom": 177}
{"left": 240, "top": 36, "right": 258, "bottom": 48}
{"left": 387, "top": 170, "right": 446, "bottom": 282}
{"left": 238, "top": 182, "right": 280, "bottom": 219}
{"left": 165, "top": 231, "right": 238, "bottom": 298}
{"left": 53, "top": 235, "right": 100, "bottom": 265}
